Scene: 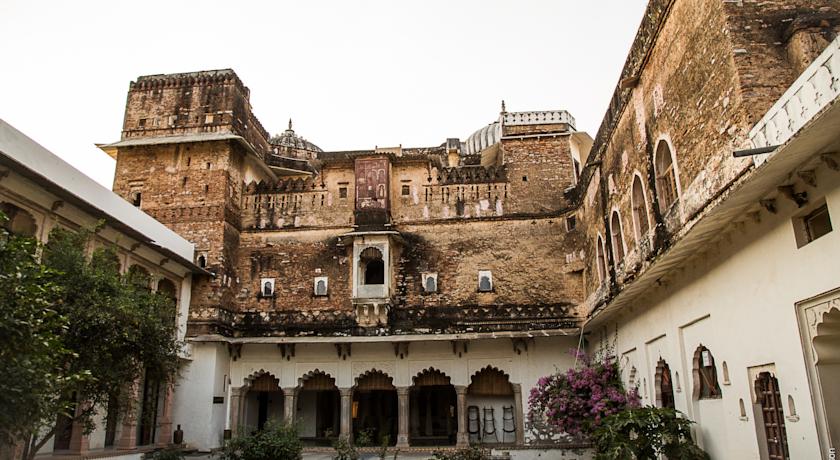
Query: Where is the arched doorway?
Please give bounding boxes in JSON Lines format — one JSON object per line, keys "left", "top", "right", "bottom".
{"left": 410, "top": 369, "right": 457, "bottom": 446}
{"left": 352, "top": 370, "right": 397, "bottom": 446}
{"left": 466, "top": 367, "right": 515, "bottom": 444}
{"left": 809, "top": 306, "right": 840, "bottom": 450}
{"left": 297, "top": 371, "right": 340, "bottom": 445}
{"left": 243, "top": 373, "right": 284, "bottom": 431}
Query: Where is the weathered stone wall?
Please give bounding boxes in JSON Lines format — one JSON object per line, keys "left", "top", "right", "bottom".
{"left": 232, "top": 217, "right": 583, "bottom": 318}
{"left": 112, "top": 140, "right": 247, "bottom": 310}
{"left": 502, "top": 135, "right": 576, "bottom": 215}
{"left": 123, "top": 70, "right": 271, "bottom": 155}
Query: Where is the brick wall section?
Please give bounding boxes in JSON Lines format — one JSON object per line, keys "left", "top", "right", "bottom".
{"left": 502, "top": 135, "right": 576, "bottom": 214}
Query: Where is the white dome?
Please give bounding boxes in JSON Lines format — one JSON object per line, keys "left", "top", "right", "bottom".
{"left": 464, "top": 121, "right": 501, "bottom": 156}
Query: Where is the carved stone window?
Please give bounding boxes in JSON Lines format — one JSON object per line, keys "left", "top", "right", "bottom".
{"left": 422, "top": 273, "right": 438, "bottom": 293}
{"left": 478, "top": 270, "right": 493, "bottom": 292}
{"left": 260, "top": 278, "right": 275, "bottom": 297}
{"left": 314, "top": 276, "right": 328, "bottom": 296}
{"left": 654, "top": 140, "right": 679, "bottom": 213}
{"left": 339, "top": 187, "right": 348, "bottom": 199}
{"left": 693, "top": 345, "right": 722, "bottom": 400}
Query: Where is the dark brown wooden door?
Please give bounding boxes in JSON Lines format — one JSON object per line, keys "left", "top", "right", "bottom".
{"left": 755, "top": 372, "right": 789, "bottom": 460}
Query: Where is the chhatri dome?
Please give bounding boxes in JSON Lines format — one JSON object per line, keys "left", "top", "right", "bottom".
{"left": 269, "top": 119, "right": 323, "bottom": 153}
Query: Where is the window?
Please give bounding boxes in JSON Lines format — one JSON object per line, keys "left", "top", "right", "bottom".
{"left": 654, "top": 140, "right": 679, "bottom": 213}
{"left": 131, "top": 191, "right": 142, "bottom": 207}
{"left": 364, "top": 260, "right": 384, "bottom": 284}
{"left": 422, "top": 273, "right": 438, "bottom": 293}
{"left": 478, "top": 270, "right": 493, "bottom": 292}
{"left": 197, "top": 255, "right": 207, "bottom": 268}
{"left": 566, "top": 215, "right": 576, "bottom": 231}
{"left": 0, "top": 203, "right": 37, "bottom": 237}
{"left": 260, "top": 278, "right": 275, "bottom": 297}
{"left": 611, "top": 211, "right": 625, "bottom": 264}
{"left": 339, "top": 187, "right": 348, "bottom": 199}
{"left": 314, "top": 276, "right": 328, "bottom": 296}
{"left": 631, "top": 176, "right": 649, "bottom": 242}
{"left": 138, "top": 118, "right": 147, "bottom": 127}
{"left": 401, "top": 185, "right": 410, "bottom": 196}
{"left": 595, "top": 235, "right": 607, "bottom": 282}
{"left": 693, "top": 345, "right": 722, "bottom": 399}
{"left": 794, "top": 202, "right": 832, "bottom": 247}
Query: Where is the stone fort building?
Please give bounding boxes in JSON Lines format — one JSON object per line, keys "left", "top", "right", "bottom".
{"left": 3, "top": 0, "right": 840, "bottom": 458}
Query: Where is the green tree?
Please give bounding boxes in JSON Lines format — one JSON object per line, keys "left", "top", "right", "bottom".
{"left": 0, "top": 214, "right": 72, "bottom": 454}
{"left": 0, "top": 223, "right": 182, "bottom": 460}
{"left": 592, "top": 406, "right": 709, "bottom": 460}
{"left": 217, "top": 421, "right": 303, "bottom": 460}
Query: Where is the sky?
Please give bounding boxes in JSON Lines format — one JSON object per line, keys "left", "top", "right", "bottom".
{"left": 0, "top": 0, "right": 647, "bottom": 187}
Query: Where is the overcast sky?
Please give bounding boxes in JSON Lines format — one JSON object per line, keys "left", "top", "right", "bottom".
{"left": 0, "top": 0, "right": 647, "bottom": 187}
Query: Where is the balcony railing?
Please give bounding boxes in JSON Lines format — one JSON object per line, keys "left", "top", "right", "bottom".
{"left": 749, "top": 35, "right": 840, "bottom": 166}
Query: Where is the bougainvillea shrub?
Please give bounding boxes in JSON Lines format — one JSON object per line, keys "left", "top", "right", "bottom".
{"left": 528, "top": 350, "right": 640, "bottom": 437}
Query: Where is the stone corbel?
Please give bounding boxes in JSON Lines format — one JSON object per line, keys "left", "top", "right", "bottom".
{"left": 0, "top": 169, "right": 9, "bottom": 182}
{"left": 130, "top": 242, "right": 142, "bottom": 252}
{"left": 820, "top": 152, "right": 839, "bottom": 171}
{"left": 51, "top": 200, "right": 64, "bottom": 212}
{"left": 451, "top": 340, "right": 468, "bottom": 357}
{"left": 797, "top": 170, "right": 817, "bottom": 188}
{"left": 759, "top": 198, "right": 777, "bottom": 214}
{"left": 393, "top": 342, "right": 409, "bottom": 359}
{"left": 512, "top": 338, "right": 530, "bottom": 355}
{"left": 278, "top": 343, "right": 295, "bottom": 361}
{"left": 335, "top": 343, "right": 351, "bottom": 360}
{"left": 228, "top": 343, "right": 242, "bottom": 361}
{"left": 777, "top": 185, "right": 808, "bottom": 207}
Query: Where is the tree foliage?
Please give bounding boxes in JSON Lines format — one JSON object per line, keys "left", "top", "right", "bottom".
{"left": 0, "top": 215, "right": 71, "bottom": 448}
{"left": 0, "top": 219, "right": 182, "bottom": 459}
{"left": 591, "top": 406, "right": 709, "bottom": 460}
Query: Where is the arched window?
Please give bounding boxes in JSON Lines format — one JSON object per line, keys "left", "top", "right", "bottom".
{"left": 127, "top": 265, "right": 151, "bottom": 290}
{"left": 157, "top": 278, "right": 178, "bottom": 306}
{"left": 631, "top": 176, "right": 650, "bottom": 243}
{"left": 655, "top": 358, "right": 676, "bottom": 409}
{"left": 654, "top": 140, "right": 679, "bottom": 213}
{"left": 360, "top": 247, "right": 384, "bottom": 285}
{"left": 611, "top": 211, "right": 625, "bottom": 264}
{"left": 197, "top": 254, "right": 207, "bottom": 268}
{"left": 595, "top": 235, "right": 607, "bottom": 282}
{"left": 0, "top": 202, "right": 37, "bottom": 237}
{"left": 693, "top": 344, "right": 722, "bottom": 400}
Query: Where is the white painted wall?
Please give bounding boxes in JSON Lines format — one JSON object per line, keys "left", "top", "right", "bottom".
{"left": 601, "top": 170, "right": 840, "bottom": 459}
{"left": 172, "top": 343, "right": 230, "bottom": 450}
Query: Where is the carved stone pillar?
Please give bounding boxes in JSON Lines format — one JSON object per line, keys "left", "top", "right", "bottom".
{"left": 229, "top": 387, "right": 244, "bottom": 434}
{"left": 396, "top": 387, "right": 410, "bottom": 447}
{"left": 68, "top": 401, "right": 91, "bottom": 454}
{"left": 156, "top": 384, "right": 175, "bottom": 446}
{"left": 410, "top": 389, "right": 419, "bottom": 437}
{"left": 117, "top": 382, "right": 141, "bottom": 450}
{"left": 512, "top": 383, "right": 525, "bottom": 446}
{"left": 339, "top": 388, "right": 352, "bottom": 438}
{"left": 282, "top": 387, "right": 297, "bottom": 422}
{"left": 455, "top": 385, "right": 468, "bottom": 447}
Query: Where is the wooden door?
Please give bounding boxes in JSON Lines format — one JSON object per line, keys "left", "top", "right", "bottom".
{"left": 755, "top": 372, "right": 789, "bottom": 460}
